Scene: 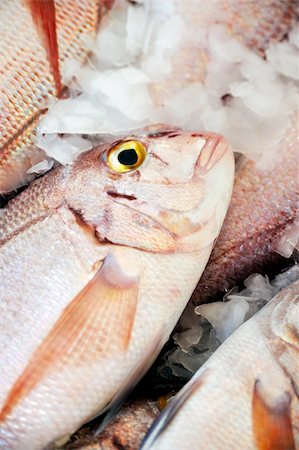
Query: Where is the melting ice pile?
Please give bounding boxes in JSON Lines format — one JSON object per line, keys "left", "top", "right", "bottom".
{"left": 34, "top": 0, "right": 299, "bottom": 170}
{"left": 157, "top": 265, "right": 299, "bottom": 380}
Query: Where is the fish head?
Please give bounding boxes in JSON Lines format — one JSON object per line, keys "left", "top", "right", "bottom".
{"left": 65, "top": 130, "right": 235, "bottom": 253}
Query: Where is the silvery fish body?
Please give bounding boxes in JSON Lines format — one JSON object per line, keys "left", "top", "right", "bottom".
{"left": 0, "top": 130, "right": 234, "bottom": 449}
{"left": 142, "top": 280, "right": 299, "bottom": 450}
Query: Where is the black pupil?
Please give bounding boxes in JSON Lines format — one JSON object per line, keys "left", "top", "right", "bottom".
{"left": 118, "top": 149, "right": 138, "bottom": 166}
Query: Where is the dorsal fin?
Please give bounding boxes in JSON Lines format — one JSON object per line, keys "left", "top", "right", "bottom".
{"left": 26, "top": 0, "right": 62, "bottom": 95}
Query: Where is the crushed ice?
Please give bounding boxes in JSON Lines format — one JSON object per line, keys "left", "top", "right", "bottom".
{"left": 36, "top": 1, "right": 298, "bottom": 169}
{"left": 158, "top": 265, "right": 299, "bottom": 381}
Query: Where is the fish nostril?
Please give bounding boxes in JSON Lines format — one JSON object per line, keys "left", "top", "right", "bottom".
{"left": 197, "top": 136, "right": 228, "bottom": 173}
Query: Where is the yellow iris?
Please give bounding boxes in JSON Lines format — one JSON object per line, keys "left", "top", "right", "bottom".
{"left": 106, "top": 140, "right": 147, "bottom": 173}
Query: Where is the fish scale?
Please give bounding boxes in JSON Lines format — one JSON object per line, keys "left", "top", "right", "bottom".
{"left": 0, "top": 0, "right": 100, "bottom": 146}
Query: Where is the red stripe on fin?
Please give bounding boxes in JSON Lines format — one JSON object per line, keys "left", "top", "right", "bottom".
{"left": 0, "top": 253, "right": 139, "bottom": 421}
{"left": 25, "top": 0, "right": 62, "bottom": 95}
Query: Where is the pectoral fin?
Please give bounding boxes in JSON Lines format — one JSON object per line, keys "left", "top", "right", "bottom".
{"left": 26, "top": 0, "right": 62, "bottom": 95}
{"left": 0, "top": 253, "right": 139, "bottom": 421}
{"left": 252, "top": 380, "right": 295, "bottom": 450}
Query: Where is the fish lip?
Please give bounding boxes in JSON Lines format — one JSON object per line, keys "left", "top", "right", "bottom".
{"left": 195, "top": 133, "right": 229, "bottom": 175}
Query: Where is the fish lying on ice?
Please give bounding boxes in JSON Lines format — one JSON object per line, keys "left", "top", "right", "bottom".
{"left": 141, "top": 279, "right": 299, "bottom": 450}
{"left": 149, "top": 0, "right": 299, "bottom": 99}
{"left": 30, "top": 0, "right": 299, "bottom": 300}
{"left": 0, "top": 130, "right": 234, "bottom": 449}
{"left": 150, "top": 0, "right": 299, "bottom": 304}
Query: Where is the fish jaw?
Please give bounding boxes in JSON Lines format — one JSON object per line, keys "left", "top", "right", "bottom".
{"left": 141, "top": 281, "right": 299, "bottom": 450}
{"left": 0, "top": 130, "right": 234, "bottom": 449}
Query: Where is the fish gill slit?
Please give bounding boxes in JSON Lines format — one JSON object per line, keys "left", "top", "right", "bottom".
{"left": 66, "top": 204, "right": 118, "bottom": 249}
{"left": 66, "top": 205, "right": 101, "bottom": 245}
{"left": 66, "top": 203, "right": 176, "bottom": 255}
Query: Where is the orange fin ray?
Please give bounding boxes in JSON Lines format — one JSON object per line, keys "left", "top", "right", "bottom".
{"left": 0, "top": 253, "right": 139, "bottom": 421}
{"left": 252, "top": 379, "right": 295, "bottom": 450}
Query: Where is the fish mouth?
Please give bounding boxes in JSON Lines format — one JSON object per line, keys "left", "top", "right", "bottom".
{"left": 195, "top": 133, "right": 229, "bottom": 175}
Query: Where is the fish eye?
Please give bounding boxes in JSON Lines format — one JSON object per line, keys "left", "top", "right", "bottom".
{"left": 106, "top": 140, "right": 147, "bottom": 173}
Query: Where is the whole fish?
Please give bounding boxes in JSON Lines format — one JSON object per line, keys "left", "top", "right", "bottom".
{"left": 141, "top": 279, "right": 299, "bottom": 450}
{"left": 0, "top": 130, "right": 234, "bottom": 449}
{"left": 69, "top": 269, "right": 299, "bottom": 450}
